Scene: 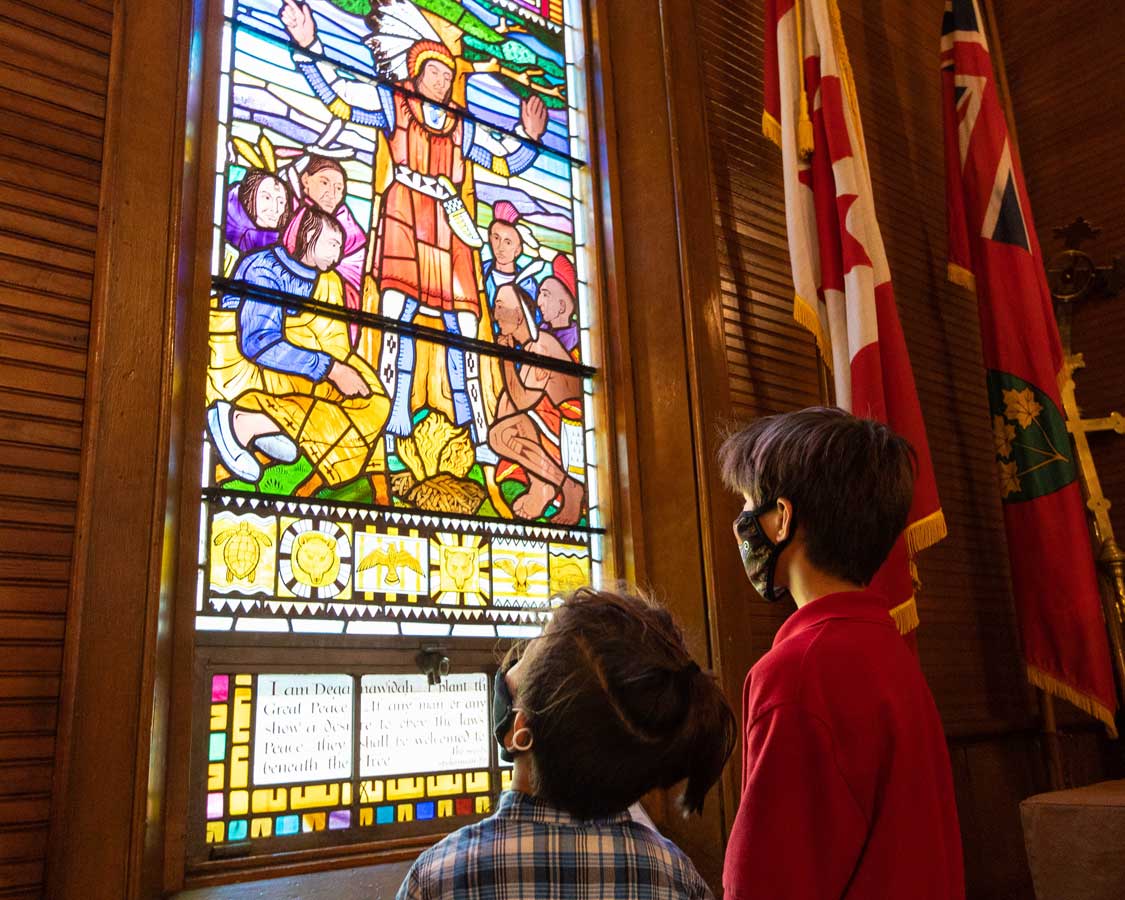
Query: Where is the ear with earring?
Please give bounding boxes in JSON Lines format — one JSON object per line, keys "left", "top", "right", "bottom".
{"left": 509, "top": 723, "right": 533, "bottom": 754}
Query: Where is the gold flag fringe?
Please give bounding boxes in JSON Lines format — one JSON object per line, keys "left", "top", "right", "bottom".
{"left": 1027, "top": 664, "right": 1118, "bottom": 739}
{"left": 760, "top": 91, "right": 812, "bottom": 158}
{"left": 947, "top": 263, "right": 977, "bottom": 294}
{"left": 890, "top": 597, "right": 919, "bottom": 635}
{"left": 905, "top": 509, "right": 948, "bottom": 556}
{"left": 762, "top": 111, "right": 783, "bottom": 149}
{"left": 792, "top": 0, "right": 814, "bottom": 159}
{"left": 793, "top": 293, "right": 833, "bottom": 369}
{"left": 798, "top": 115, "right": 814, "bottom": 159}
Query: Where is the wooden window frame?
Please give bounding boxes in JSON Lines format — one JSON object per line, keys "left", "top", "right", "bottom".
{"left": 45, "top": 0, "right": 757, "bottom": 892}
{"left": 167, "top": 0, "right": 635, "bottom": 888}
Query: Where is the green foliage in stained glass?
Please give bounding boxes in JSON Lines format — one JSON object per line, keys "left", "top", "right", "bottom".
{"left": 473, "top": 0, "right": 566, "bottom": 45}
{"left": 326, "top": 0, "right": 373, "bottom": 15}
{"left": 223, "top": 458, "right": 313, "bottom": 496}
{"left": 317, "top": 478, "right": 374, "bottom": 505}
{"left": 416, "top": 0, "right": 504, "bottom": 42}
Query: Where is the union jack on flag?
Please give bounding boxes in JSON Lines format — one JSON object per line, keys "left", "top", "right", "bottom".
{"left": 942, "top": 0, "right": 1117, "bottom": 732}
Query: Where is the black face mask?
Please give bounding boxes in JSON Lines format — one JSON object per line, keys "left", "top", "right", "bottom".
{"left": 492, "top": 663, "right": 519, "bottom": 763}
{"left": 734, "top": 500, "right": 795, "bottom": 603}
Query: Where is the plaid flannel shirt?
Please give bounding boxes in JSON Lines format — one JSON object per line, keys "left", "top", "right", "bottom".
{"left": 397, "top": 791, "right": 714, "bottom": 899}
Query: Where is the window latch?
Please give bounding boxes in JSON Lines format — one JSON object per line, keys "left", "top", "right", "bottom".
{"left": 416, "top": 648, "right": 450, "bottom": 686}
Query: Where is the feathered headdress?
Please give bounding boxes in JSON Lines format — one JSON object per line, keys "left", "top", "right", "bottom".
{"left": 364, "top": 0, "right": 450, "bottom": 80}
{"left": 231, "top": 134, "right": 278, "bottom": 173}
{"left": 480, "top": 199, "right": 542, "bottom": 252}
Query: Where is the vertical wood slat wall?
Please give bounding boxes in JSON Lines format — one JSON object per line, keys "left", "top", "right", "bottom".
{"left": 0, "top": 0, "right": 111, "bottom": 896}
{"left": 994, "top": 0, "right": 1125, "bottom": 543}
{"left": 692, "top": 0, "right": 822, "bottom": 665}
{"left": 689, "top": 2, "right": 1060, "bottom": 895}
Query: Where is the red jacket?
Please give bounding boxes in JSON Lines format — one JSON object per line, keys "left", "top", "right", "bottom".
{"left": 723, "top": 591, "right": 965, "bottom": 899}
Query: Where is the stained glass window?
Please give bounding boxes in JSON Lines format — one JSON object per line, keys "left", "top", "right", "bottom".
{"left": 202, "top": 672, "right": 510, "bottom": 846}
{"left": 191, "top": 0, "right": 605, "bottom": 862}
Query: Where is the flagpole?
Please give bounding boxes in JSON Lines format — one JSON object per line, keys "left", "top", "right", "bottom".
{"left": 1039, "top": 690, "right": 1065, "bottom": 790}
{"left": 1048, "top": 218, "right": 1125, "bottom": 701}
{"left": 816, "top": 349, "right": 833, "bottom": 407}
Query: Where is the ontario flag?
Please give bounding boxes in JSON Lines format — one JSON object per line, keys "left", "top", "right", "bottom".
{"left": 942, "top": 0, "right": 1116, "bottom": 732}
{"left": 763, "top": 0, "right": 946, "bottom": 634}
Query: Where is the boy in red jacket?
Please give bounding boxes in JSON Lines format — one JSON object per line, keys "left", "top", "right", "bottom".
{"left": 720, "top": 408, "right": 964, "bottom": 900}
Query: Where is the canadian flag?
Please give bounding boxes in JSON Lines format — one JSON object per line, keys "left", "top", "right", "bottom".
{"left": 764, "top": 0, "right": 946, "bottom": 631}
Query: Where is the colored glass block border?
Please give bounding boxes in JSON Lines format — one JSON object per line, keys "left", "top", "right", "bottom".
{"left": 204, "top": 671, "right": 501, "bottom": 848}
{"left": 196, "top": 494, "right": 601, "bottom": 636}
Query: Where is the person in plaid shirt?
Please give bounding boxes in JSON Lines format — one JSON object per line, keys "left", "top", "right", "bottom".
{"left": 397, "top": 588, "right": 736, "bottom": 899}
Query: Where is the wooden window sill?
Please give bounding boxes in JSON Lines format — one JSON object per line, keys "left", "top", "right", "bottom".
{"left": 172, "top": 860, "right": 413, "bottom": 899}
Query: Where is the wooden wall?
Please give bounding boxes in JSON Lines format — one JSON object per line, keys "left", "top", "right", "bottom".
{"left": 0, "top": 1, "right": 112, "bottom": 897}
{"left": 993, "top": 0, "right": 1125, "bottom": 542}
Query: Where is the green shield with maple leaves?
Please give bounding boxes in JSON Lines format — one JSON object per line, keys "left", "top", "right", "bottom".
{"left": 987, "top": 370, "right": 1076, "bottom": 503}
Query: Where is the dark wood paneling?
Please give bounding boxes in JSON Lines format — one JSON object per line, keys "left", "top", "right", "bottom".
{"left": 993, "top": 0, "right": 1125, "bottom": 543}
{"left": 693, "top": 0, "right": 822, "bottom": 669}
{"left": 0, "top": 3, "right": 109, "bottom": 897}
{"left": 601, "top": 0, "right": 729, "bottom": 885}
{"left": 949, "top": 733, "right": 1043, "bottom": 900}
{"left": 836, "top": 0, "right": 1037, "bottom": 741}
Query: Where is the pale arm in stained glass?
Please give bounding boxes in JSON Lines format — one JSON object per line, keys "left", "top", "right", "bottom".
{"left": 292, "top": 41, "right": 395, "bottom": 131}
{"left": 461, "top": 119, "right": 539, "bottom": 177}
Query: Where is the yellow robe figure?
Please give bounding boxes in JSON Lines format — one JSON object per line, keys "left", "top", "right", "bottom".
{"left": 208, "top": 271, "right": 389, "bottom": 488}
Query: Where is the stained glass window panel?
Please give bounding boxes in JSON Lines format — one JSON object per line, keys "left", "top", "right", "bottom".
{"left": 360, "top": 674, "right": 490, "bottom": 776}
{"left": 201, "top": 671, "right": 499, "bottom": 851}
{"left": 192, "top": 0, "right": 605, "bottom": 858}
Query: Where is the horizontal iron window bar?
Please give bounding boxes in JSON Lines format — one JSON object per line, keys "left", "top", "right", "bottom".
{"left": 211, "top": 276, "right": 598, "bottom": 378}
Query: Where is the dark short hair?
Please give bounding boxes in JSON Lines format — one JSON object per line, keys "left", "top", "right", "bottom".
{"left": 304, "top": 154, "right": 347, "bottom": 181}
{"left": 291, "top": 206, "right": 344, "bottom": 263}
{"left": 718, "top": 407, "right": 916, "bottom": 585}
{"left": 514, "top": 587, "right": 736, "bottom": 819}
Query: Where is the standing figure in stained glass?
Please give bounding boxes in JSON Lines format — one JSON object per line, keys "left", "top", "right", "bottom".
{"left": 489, "top": 284, "right": 585, "bottom": 523}
{"left": 207, "top": 206, "right": 390, "bottom": 499}
{"left": 481, "top": 199, "right": 545, "bottom": 312}
{"left": 280, "top": 154, "right": 368, "bottom": 337}
{"left": 279, "top": 0, "right": 548, "bottom": 465}
{"left": 536, "top": 253, "right": 580, "bottom": 361}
